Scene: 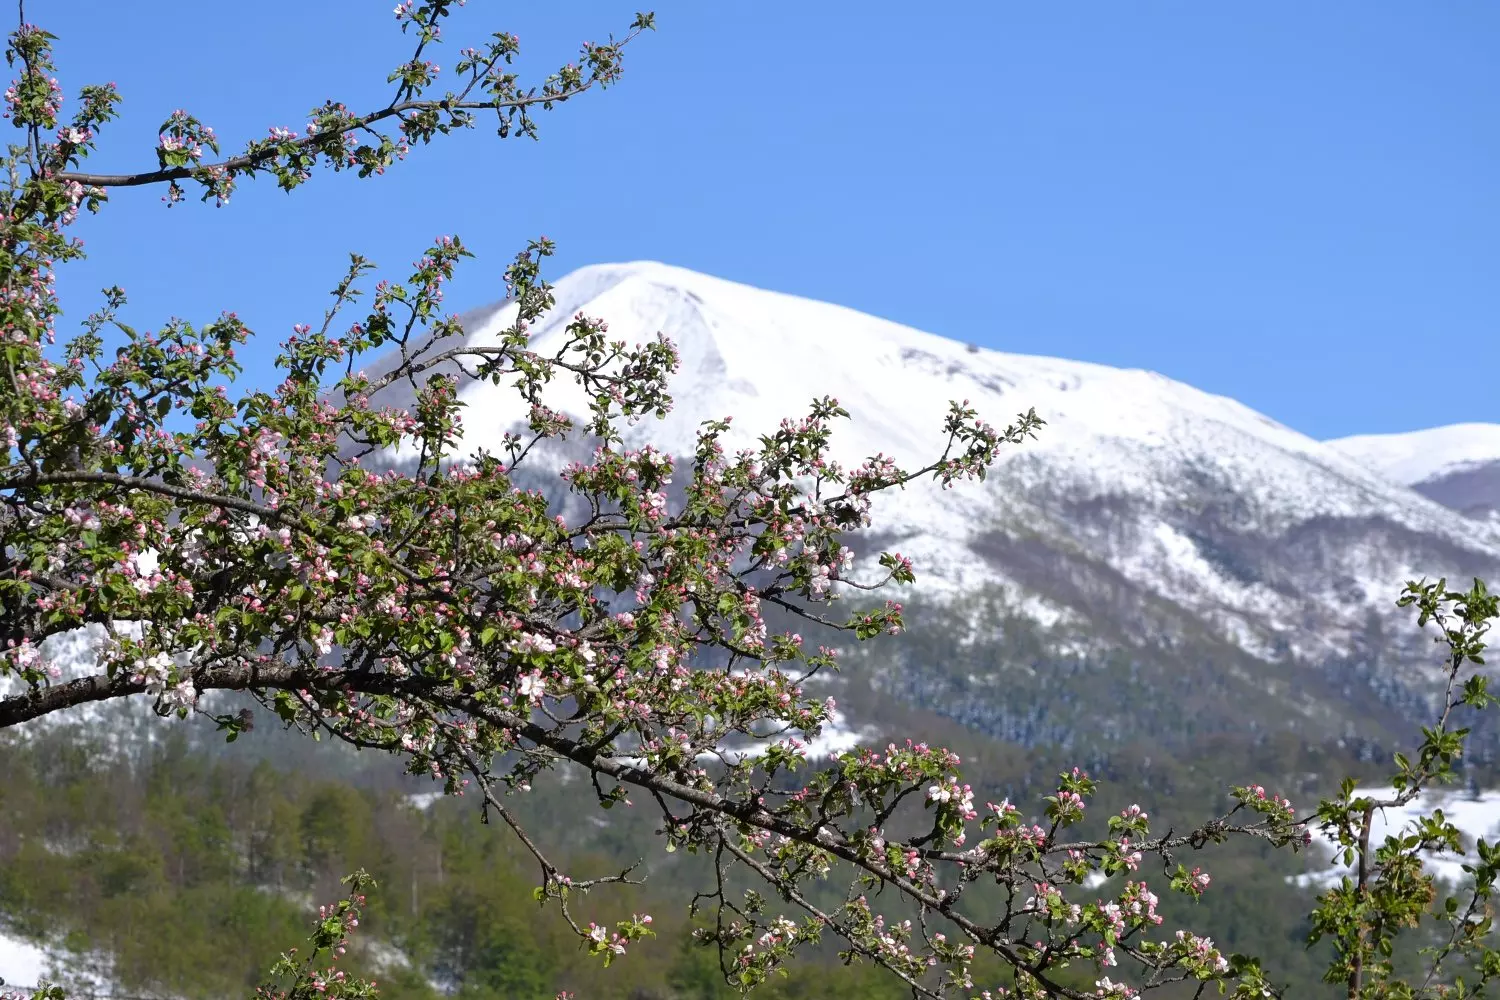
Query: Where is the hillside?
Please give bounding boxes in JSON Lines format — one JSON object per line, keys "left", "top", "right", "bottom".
{"left": 362, "top": 262, "right": 1500, "bottom": 749}
{"left": 1329, "top": 423, "right": 1500, "bottom": 520}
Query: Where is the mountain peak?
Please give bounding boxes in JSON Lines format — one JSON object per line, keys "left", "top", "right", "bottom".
{"left": 388, "top": 261, "right": 1500, "bottom": 669}
{"left": 1327, "top": 423, "right": 1500, "bottom": 486}
{"left": 453, "top": 263, "right": 1418, "bottom": 502}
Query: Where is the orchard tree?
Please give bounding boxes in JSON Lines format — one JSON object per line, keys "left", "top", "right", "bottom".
{"left": 2, "top": 5, "right": 1498, "bottom": 999}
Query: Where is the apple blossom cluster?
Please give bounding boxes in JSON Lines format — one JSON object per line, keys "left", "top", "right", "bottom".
{"left": 3, "top": 24, "right": 64, "bottom": 128}
{"left": 156, "top": 109, "right": 215, "bottom": 166}
{"left": 584, "top": 914, "right": 654, "bottom": 966}
{"left": 130, "top": 650, "right": 197, "bottom": 711}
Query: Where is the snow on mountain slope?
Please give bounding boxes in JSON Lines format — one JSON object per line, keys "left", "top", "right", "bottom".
{"left": 16, "top": 263, "right": 1490, "bottom": 755}
{"left": 367, "top": 261, "right": 1500, "bottom": 676}
{"left": 1328, "top": 424, "right": 1500, "bottom": 486}
{"left": 0, "top": 928, "right": 46, "bottom": 990}
{"left": 1293, "top": 786, "right": 1500, "bottom": 889}
{"left": 421, "top": 263, "right": 1414, "bottom": 507}
{"left": 1328, "top": 424, "right": 1500, "bottom": 522}
{"left": 0, "top": 624, "right": 198, "bottom": 746}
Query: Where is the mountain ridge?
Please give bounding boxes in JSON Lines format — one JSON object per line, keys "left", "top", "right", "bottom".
{"left": 372, "top": 262, "right": 1500, "bottom": 682}
{"left": 20, "top": 262, "right": 1493, "bottom": 751}
{"left": 1328, "top": 423, "right": 1500, "bottom": 521}
{"left": 1328, "top": 423, "right": 1500, "bottom": 486}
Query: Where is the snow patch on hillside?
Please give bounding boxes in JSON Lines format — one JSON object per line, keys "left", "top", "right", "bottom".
{"left": 797, "top": 710, "right": 867, "bottom": 759}
{"left": 0, "top": 624, "right": 167, "bottom": 749}
{"left": 1328, "top": 424, "right": 1500, "bottom": 487}
{"left": 0, "top": 928, "right": 115, "bottom": 997}
{"left": 1293, "top": 786, "right": 1500, "bottom": 889}
{"left": 697, "top": 708, "right": 868, "bottom": 765}
{"left": 0, "top": 929, "right": 46, "bottom": 990}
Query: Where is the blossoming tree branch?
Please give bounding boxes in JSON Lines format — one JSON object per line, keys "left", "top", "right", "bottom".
{"left": 3, "top": 4, "right": 1499, "bottom": 999}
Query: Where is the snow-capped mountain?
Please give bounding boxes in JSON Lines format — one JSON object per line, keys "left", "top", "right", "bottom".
{"left": 1328, "top": 424, "right": 1500, "bottom": 520}
{"left": 373, "top": 262, "right": 1500, "bottom": 685}
{"left": 18, "top": 262, "right": 1495, "bottom": 750}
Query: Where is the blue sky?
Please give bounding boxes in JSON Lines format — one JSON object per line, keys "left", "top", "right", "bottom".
{"left": 38, "top": 2, "right": 1498, "bottom": 440}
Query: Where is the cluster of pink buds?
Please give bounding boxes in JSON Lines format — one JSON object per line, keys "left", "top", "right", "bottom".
{"left": 1247, "top": 784, "right": 1294, "bottom": 811}
{"left": 3, "top": 638, "right": 53, "bottom": 679}
{"left": 1174, "top": 930, "right": 1230, "bottom": 974}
